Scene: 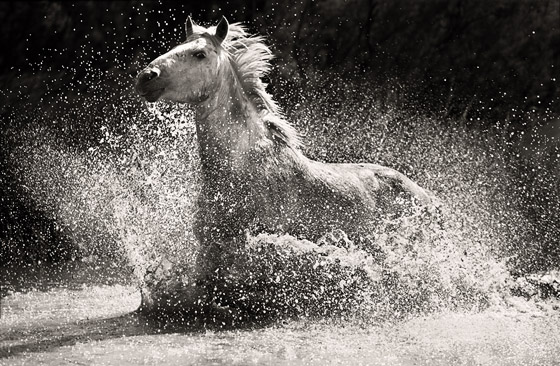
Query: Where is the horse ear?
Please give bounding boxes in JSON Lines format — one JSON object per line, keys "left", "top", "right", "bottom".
{"left": 185, "top": 16, "right": 194, "bottom": 38}
{"left": 215, "top": 16, "right": 229, "bottom": 44}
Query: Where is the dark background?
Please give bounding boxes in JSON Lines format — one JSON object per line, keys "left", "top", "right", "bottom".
{"left": 0, "top": 0, "right": 559, "bottom": 268}
{"left": 1, "top": 0, "right": 558, "bottom": 118}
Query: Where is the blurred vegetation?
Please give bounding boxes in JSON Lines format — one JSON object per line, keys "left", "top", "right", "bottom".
{"left": 0, "top": 1, "right": 558, "bottom": 272}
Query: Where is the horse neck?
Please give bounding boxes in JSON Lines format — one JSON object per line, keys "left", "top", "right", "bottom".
{"left": 194, "top": 64, "right": 269, "bottom": 178}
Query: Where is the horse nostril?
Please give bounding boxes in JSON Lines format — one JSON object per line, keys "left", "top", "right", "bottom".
{"left": 139, "top": 67, "right": 160, "bottom": 83}
{"left": 147, "top": 69, "right": 158, "bottom": 80}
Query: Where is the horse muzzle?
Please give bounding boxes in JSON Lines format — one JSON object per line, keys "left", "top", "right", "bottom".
{"left": 136, "top": 66, "right": 165, "bottom": 102}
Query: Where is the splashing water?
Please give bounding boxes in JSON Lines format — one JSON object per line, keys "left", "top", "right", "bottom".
{"left": 8, "top": 73, "right": 537, "bottom": 326}
{"left": 13, "top": 100, "right": 201, "bottom": 283}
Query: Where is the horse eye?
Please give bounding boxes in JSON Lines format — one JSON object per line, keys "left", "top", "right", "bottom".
{"left": 193, "top": 52, "right": 206, "bottom": 59}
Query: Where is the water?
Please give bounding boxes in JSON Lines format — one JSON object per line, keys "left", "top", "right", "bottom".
{"left": 1, "top": 271, "right": 559, "bottom": 365}
{"left": 6, "top": 90, "right": 530, "bottom": 318}
{"left": 2, "top": 63, "right": 559, "bottom": 364}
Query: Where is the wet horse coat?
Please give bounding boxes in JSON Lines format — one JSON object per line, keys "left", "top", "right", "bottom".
{"left": 136, "top": 17, "right": 435, "bottom": 292}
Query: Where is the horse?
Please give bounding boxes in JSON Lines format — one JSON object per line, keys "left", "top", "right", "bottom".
{"left": 135, "top": 16, "right": 436, "bottom": 312}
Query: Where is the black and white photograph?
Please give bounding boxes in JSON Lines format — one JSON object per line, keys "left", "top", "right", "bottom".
{"left": 0, "top": 1, "right": 559, "bottom": 365}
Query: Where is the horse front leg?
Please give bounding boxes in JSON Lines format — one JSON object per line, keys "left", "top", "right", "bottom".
{"left": 192, "top": 212, "right": 249, "bottom": 316}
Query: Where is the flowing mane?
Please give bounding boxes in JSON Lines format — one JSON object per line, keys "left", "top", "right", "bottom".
{"left": 219, "top": 23, "right": 302, "bottom": 149}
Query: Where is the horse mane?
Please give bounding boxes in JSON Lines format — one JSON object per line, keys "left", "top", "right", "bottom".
{"left": 216, "top": 23, "right": 302, "bottom": 149}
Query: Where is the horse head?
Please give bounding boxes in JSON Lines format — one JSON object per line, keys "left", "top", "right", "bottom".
{"left": 135, "top": 16, "right": 230, "bottom": 104}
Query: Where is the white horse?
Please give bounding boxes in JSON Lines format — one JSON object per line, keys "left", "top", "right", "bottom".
{"left": 136, "top": 16, "right": 436, "bottom": 313}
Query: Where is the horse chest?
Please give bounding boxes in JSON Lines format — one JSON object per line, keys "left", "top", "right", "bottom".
{"left": 197, "top": 161, "right": 299, "bottom": 232}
